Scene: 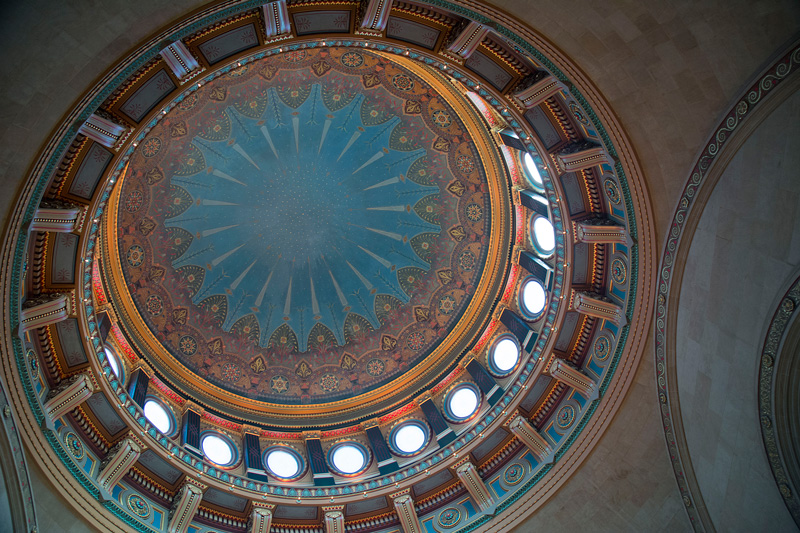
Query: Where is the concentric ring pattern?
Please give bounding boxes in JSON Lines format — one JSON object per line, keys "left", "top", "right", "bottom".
{"left": 1, "top": 1, "right": 654, "bottom": 532}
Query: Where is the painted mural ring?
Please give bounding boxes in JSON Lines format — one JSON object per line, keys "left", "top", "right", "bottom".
{"left": 114, "top": 47, "right": 496, "bottom": 406}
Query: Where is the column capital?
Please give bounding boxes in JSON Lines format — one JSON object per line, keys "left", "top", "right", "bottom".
{"left": 571, "top": 290, "right": 627, "bottom": 326}
{"left": 262, "top": 0, "right": 292, "bottom": 40}
{"left": 454, "top": 459, "right": 495, "bottom": 514}
{"left": 78, "top": 113, "right": 128, "bottom": 150}
{"left": 248, "top": 502, "right": 275, "bottom": 533}
{"left": 97, "top": 436, "right": 143, "bottom": 493}
{"left": 573, "top": 218, "right": 632, "bottom": 246}
{"left": 160, "top": 40, "right": 202, "bottom": 82}
{"left": 356, "top": 0, "right": 392, "bottom": 35}
{"left": 391, "top": 488, "right": 423, "bottom": 533}
{"left": 514, "top": 72, "right": 563, "bottom": 109}
{"left": 20, "top": 292, "right": 72, "bottom": 333}
{"left": 43, "top": 371, "right": 97, "bottom": 421}
{"left": 505, "top": 412, "right": 553, "bottom": 463}
{"left": 546, "top": 358, "right": 598, "bottom": 400}
{"left": 168, "top": 479, "right": 205, "bottom": 533}
{"left": 323, "top": 505, "right": 345, "bottom": 533}
{"left": 556, "top": 141, "right": 609, "bottom": 173}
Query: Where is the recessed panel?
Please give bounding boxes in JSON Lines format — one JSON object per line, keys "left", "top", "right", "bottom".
{"left": 202, "top": 487, "right": 248, "bottom": 512}
{"left": 465, "top": 51, "right": 513, "bottom": 91}
{"left": 554, "top": 311, "right": 580, "bottom": 352}
{"left": 386, "top": 16, "right": 441, "bottom": 49}
{"left": 69, "top": 143, "right": 112, "bottom": 199}
{"left": 85, "top": 393, "right": 126, "bottom": 435}
{"left": 119, "top": 69, "right": 176, "bottom": 123}
{"left": 51, "top": 233, "right": 78, "bottom": 284}
{"left": 55, "top": 318, "right": 87, "bottom": 367}
{"left": 138, "top": 449, "right": 182, "bottom": 484}
{"left": 559, "top": 172, "right": 586, "bottom": 215}
{"left": 524, "top": 106, "right": 561, "bottom": 149}
{"left": 292, "top": 11, "right": 351, "bottom": 35}
{"left": 198, "top": 24, "right": 259, "bottom": 65}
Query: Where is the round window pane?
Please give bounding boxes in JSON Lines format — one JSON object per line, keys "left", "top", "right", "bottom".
{"left": 532, "top": 216, "right": 556, "bottom": 255}
{"left": 523, "top": 152, "right": 543, "bottom": 186}
{"left": 105, "top": 347, "right": 120, "bottom": 379}
{"left": 202, "top": 434, "right": 235, "bottom": 466}
{"left": 449, "top": 386, "right": 479, "bottom": 420}
{"left": 331, "top": 444, "right": 366, "bottom": 475}
{"left": 143, "top": 400, "right": 172, "bottom": 435}
{"left": 521, "top": 279, "right": 547, "bottom": 316}
{"left": 266, "top": 448, "right": 300, "bottom": 479}
{"left": 393, "top": 423, "right": 427, "bottom": 454}
{"left": 492, "top": 337, "right": 520, "bottom": 373}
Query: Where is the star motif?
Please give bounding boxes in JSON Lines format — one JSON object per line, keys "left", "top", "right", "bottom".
{"left": 271, "top": 375, "right": 289, "bottom": 394}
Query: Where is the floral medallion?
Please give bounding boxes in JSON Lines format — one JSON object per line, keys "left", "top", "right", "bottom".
{"left": 126, "top": 493, "right": 151, "bottom": 519}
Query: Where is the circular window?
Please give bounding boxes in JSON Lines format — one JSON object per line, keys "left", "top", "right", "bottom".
{"left": 104, "top": 347, "right": 122, "bottom": 380}
{"left": 264, "top": 446, "right": 304, "bottom": 480}
{"left": 328, "top": 442, "right": 370, "bottom": 476}
{"left": 444, "top": 383, "right": 481, "bottom": 423}
{"left": 520, "top": 277, "right": 547, "bottom": 318}
{"left": 522, "top": 152, "right": 544, "bottom": 189}
{"left": 531, "top": 216, "right": 556, "bottom": 256}
{"left": 390, "top": 421, "right": 429, "bottom": 456}
{"left": 143, "top": 399, "right": 174, "bottom": 435}
{"left": 201, "top": 433, "right": 237, "bottom": 467}
{"left": 489, "top": 336, "right": 521, "bottom": 375}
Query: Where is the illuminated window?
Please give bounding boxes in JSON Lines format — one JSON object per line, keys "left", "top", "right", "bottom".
{"left": 531, "top": 216, "right": 556, "bottom": 256}
{"left": 143, "top": 399, "right": 174, "bottom": 435}
{"left": 444, "top": 384, "right": 481, "bottom": 422}
{"left": 490, "top": 336, "right": 521, "bottom": 375}
{"left": 522, "top": 152, "right": 544, "bottom": 188}
{"left": 104, "top": 347, "right": 122, "bottom": 380}
{"left": 328, "top": 442, "right": 369, "bottom": 476}
{"left": 264, "top": 446, "right": 303, "bottom": 480}
{"left": 390, "top": 421, "right": 429, "bottom": 456}
{"left": 520, "top": 278, "right": 547, "bottom": 318}
{"left": 201, "top": 433, "right": 237, "bottom": 467}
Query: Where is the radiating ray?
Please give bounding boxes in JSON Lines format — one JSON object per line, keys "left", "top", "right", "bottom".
{"left": 346, "top": 260, "right": 373, "bottom": 291}
{"left": 357, "top": 245, "right": 392, "bottom": 269}
{"left": 211, "top": 243, "right": 245, "bottom": 267}
{"left": 322, "top": 255, "right": 348, "bottom": 307}
{"left": 200, "top": 224, "right": 239, "bottom": 237}
{"left": 230, "top": 259, "right": 257, "bottom": 291}
{"left": 283, "top": 275, "right": 293, "bottom": 316}
{"left": 260, "top": 126, "right": 280, "bottom": 160}
{"left": 352, "top": 151, "right": 385, "bottom": 174}
{"left": 337, "top": 131, "right": 361, "bottom": 161}
{"left": 309, "top": 265, "right": 320, "bottom": 316}
{"left": 199, "top": 199, "right": 238, "bottom": 206}
{"left": 350, "top": 223, "right": 403, "bottom": 241}
{"left": 210, "top": 167, "right": 246, "bottom": 186}
{"left": 292, "top": 116, "right": 300, "bottom": 153}
{"left": 254, "top": 264, "right": 276, "bottom": 307}
{"left": 367, "top": 205, "right": 406, "bottom": 212}
{"left": 318, "top": 118, "right": 332, "bottom": 154}
{"left": 363, "top": 176, "right": 400, "bottom": 190}
{"left": 233, "top": 143, "right": 260, "bottom": 170}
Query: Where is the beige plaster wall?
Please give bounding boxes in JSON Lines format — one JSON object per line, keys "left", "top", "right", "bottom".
{"left": 0, "top": 0, "right": 207, "bottom": 234}
{"left": 674, "top": 89, "right": 800, "bottom": 532}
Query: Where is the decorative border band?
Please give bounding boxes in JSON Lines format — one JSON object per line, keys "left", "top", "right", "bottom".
{"left": 655, "top": 42, "right": 800, "bottom": 530}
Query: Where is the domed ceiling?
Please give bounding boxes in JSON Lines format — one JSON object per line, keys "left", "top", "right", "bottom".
{"left": 2, "top": 1, "right": 655, "bottom": 532}
{"left": 115, "top": 47, "right": 495, "bottom": 406}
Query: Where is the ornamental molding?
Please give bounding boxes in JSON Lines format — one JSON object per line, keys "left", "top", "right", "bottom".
{"left": 654, "top": 40, "right": 800, "bottom": 532}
